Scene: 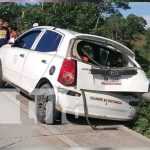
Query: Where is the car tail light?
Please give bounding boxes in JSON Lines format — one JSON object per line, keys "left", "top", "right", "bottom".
{"left": 57, "top": 59, "right": 77, "bottom": 86}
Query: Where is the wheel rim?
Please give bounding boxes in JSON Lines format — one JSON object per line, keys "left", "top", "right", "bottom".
{"left": 38, "top": 92, "right": 49, "bottom": 122}
{"left": 37, "top": 90, "right": 54, "bottom": 123}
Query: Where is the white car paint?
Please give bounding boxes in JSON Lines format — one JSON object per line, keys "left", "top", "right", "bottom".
{"left": 0, "top": 26, "right": 149, "bottom": 121}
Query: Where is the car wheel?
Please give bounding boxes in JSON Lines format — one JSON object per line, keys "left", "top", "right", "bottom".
{"left": 0, "top": 62, "right": 5, "bottom": 88}
{"left": 35, "top": 83, "right": 59, "bottom": 124}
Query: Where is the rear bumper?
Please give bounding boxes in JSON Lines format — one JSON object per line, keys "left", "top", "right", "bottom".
{"left": 55, "top": 87, "right": 139, "bottom": 121}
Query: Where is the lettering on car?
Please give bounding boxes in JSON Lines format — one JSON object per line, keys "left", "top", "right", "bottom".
{"left": 90, "top": 96, "right": 122, "bottom": 104}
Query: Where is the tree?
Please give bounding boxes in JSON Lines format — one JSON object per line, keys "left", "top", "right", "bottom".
{"left": 145, "top": 28, "right": 150, "bottom": 56}
{"left": 0, "top": 2, "right": 131, "bottom": 33}
{"left": 125, "top": 14, "right": 147, "bottom": 40}
{"left": 96, "top": 14, "right": 147, "bottom": 49}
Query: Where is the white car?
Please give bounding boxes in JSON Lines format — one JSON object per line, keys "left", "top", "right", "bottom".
{"left": 0, "top": 26, "right": 149, "bottom": 124}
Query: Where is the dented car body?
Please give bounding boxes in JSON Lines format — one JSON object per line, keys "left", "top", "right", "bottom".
{"left": 60, "top": 32, "right": 149, "bottom": 121}
{"left": 0, "top": 26, "right": 149, "bottom": 123}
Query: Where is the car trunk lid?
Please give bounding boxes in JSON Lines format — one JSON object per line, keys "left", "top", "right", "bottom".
{"left": 71, "top": 36, "right": 148, "bottom": 93}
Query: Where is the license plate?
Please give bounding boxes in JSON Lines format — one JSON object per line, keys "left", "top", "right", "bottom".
{"left": 101, "top": 76, "right": 121, "bottom": 85}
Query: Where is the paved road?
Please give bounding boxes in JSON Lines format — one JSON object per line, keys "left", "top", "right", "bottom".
{"left": 1, "top": 89, "right": 150, "bottom": 149}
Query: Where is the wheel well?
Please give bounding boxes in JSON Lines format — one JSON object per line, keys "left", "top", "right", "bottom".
{"left": 35, "top": 78, "right": 53, "bottom": 89}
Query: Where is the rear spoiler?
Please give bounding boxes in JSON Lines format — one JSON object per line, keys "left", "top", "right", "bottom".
{"left": 91, "top": 68, "right": 137, "bottom": 76}
{"left": 75, "top": 34, "right": 135, "bottom": 58}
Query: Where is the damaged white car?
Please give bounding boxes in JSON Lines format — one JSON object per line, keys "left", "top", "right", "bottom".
{"left": 0, "top": 26, "right": 149, "bottom": 124}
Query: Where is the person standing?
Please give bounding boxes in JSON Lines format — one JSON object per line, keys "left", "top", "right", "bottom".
{"left": 0, "top": 19, "right": 10, "bottom": 47}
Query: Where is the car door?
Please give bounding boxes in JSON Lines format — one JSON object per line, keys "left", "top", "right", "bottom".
{"left": 3, "top": 30, "right": 42, "bottom": 87}
{"left": 21, "top": 30, "right": 62, "bottom": 93}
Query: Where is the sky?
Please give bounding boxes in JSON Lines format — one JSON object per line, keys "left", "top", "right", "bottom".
{"left": 120, "top": 2, "right": 150, "bottom": 28}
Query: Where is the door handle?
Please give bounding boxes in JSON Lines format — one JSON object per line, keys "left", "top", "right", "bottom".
{"left": 20, "top": 54, "right": 24, "bottom": 57}
{"left": 41, "top": 60, "right": 47, "bottom": 64}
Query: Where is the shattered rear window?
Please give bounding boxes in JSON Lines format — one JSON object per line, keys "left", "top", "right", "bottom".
{"left": 75, "top": 40, "right": 128, "bottom": 68}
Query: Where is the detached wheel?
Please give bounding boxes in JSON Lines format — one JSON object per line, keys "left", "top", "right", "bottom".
{"left": 0, "top": 62, "right": 5, "bottom": 88}
{"left": 35, "top": 83, "right": 59, "bottom": 124}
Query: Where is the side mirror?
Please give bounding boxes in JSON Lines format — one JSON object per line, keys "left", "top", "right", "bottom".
{"left": 8, "top": 38, "right": 15, "bottom": 45}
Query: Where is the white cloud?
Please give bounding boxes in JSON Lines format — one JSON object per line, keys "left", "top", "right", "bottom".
{"left": 143, "top": 16, "right": 150, "bottom": 28}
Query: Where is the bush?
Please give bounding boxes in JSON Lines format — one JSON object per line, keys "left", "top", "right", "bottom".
{"left": 131, "top": 99, "right": 150, "bottom": 138}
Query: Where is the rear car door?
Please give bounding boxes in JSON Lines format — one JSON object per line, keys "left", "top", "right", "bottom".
{"left": 21, "top": 30, "right": 62, "bottom": 93}
{"left": 4, "top": 30, "right": 42, "bottom": 87}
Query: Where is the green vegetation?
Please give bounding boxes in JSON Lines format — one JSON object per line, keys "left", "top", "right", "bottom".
{"left": 0, "top": 2, "right": 150, "bottom": 137}
{"left": 131, "top": 99, "right": 150, "bottom": 138}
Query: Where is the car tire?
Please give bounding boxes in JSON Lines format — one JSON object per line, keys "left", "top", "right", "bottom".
{"left": 35, "top": 83, "right": 59, "bottom": 124}
{"left": 0, "top": 62, "right": 5, "bottom": 88}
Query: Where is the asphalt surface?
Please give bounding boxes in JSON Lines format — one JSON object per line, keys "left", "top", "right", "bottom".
{"left": 1, "top": 88, "right": 150, "bottom": 149}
